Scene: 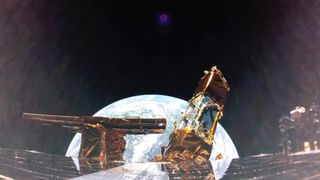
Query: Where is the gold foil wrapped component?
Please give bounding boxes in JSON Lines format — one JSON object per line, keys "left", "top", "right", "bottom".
{"left": 193, "top": 66, "right": 230, "bottom": 105}
{"left": 79, "top": 124, "right": 126, "bottom": 163}
{"left": 162, "top": 129, "right": 212, "bottom": 162}
{"left": 22, "top": 113, "right": 166, "bottom": 164}
{"left": 160, "top": 66, "right": 230, "bottom": 164}
{"left": 162, "top": 157, "right": 215, "bottom": 180}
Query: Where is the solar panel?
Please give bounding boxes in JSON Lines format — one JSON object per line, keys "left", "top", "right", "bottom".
{"left": 1, "top": 147, "right": 320, "bottom": 179}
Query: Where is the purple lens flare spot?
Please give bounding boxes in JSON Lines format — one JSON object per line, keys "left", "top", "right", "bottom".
{"left": 156, "top": 12, "right": 172, "bottom": 26}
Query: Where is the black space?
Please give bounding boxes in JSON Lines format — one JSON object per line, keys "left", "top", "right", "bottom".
{"left": 1, "top": 0, "right": 320, "bottom": 157}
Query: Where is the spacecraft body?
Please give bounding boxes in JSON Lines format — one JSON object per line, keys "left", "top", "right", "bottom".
{"left": 156, "top": 66, "right": 229, "bottom": 167}
{"left": 279, "top": 104, "right": 320, "bottom": 153}
{"left": 23, "top": 66, "right": 230, "bottom": 169}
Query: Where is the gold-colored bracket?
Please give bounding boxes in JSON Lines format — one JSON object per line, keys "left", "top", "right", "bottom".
{"left": 22, "top": 113, "right": 166, "bottom": 164}
{"left": 160, "top": 66, "right": 230, "bottom": 163}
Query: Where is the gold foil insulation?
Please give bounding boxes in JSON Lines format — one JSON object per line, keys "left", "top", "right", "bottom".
{"left": 22, "top": 113, "right": 166, "bottom": 164}
{"left": 159, "top": 66, "right": 230, "bottom": 166}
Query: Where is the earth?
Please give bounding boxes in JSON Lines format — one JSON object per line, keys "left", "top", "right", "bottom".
{"left": 66, "top": 95, "right": 238, "bottom": 169}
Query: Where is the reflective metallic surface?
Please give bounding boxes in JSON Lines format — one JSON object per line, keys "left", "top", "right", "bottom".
{"left": 1, "top": 147, "right": 320, "bottom": 179}
{"left": 224, "top": 151, "right": 320, "bottom": 179}
{"left": 0, "top": 147, "right": 122, "bottom": 179}
{"left": 22, "top": 113, "right": 166, "bottom": 163}
{"left": 161, "top": 66, "right": 230, "bottom": 164}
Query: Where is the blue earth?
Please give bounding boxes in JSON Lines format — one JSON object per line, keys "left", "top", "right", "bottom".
{"left": 66, "top": 95, "right": 239, "bottom": 163}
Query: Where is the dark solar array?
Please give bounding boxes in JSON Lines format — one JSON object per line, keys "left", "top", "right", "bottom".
{"left": 0, "top": 148, "right": 122, "bottom": 179}
{"left": 0, "top": 147, "right": 320, "bottom": 179}
{"left": 223, "top": 152, "right": 320, "bottom": 179}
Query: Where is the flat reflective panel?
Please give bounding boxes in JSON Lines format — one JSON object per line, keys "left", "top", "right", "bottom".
{"left": 223, "top": 151, "right": 320, "bottom": 179}
{"left": 0, "top": 147, "right": 122, "bottom": 179}
{"left": 2, "top": 147, "right": 320, "bottom": 179}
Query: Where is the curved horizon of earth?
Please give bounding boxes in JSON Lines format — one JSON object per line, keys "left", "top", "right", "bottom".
{"left": 66, "top": 94, "right": 238, "bottom": 178}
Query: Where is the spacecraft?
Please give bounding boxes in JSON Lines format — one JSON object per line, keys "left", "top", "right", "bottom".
{"left": 22, "top": 66, "right": 229, "bottom": 176}
{"left": 279, "top": 104, "right": 320, "bottom": 154}
{"left": 155, "top": 67, "right": 229, "bottom": 167}
{"left": 1, "top": 66, "right": 320, "bottom": 179}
